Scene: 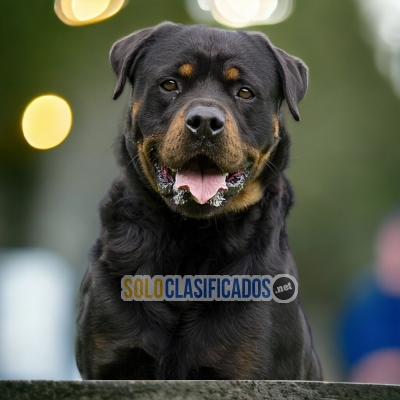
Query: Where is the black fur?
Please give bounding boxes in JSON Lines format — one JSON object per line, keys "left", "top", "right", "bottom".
{"left": 76, "top": 23, "right": 322, "bottom": 380}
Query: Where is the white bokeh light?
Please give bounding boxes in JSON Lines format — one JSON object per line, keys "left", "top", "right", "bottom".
{"left": 356, "top": 0, "right": 400, "bottom": 97}
{"left": 186, "top": 0, "right": 294, "bottom": 28}
{"left": 213, "top": 0, "right": 262, "bottom": 25}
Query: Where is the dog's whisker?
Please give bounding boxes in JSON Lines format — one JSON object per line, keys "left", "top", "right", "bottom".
{"left": 111, "top": 197, "right": 128, "bottom": 207}
{"left": 124, "top": 133, "right": 135, "bottom": 144}
{"left": 152, "top": 152, "right": 161, "bottom": 162}
{"left": 267, "top": 160, "right": 280, "bottom": 175}
{"left": 125, "top": 154, "right": 139, "bottom": 170}
{"left": 104, "top": 143, "right": 114, "bottom": 155}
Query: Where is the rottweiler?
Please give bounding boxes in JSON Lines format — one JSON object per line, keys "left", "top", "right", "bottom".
{"left": 76, "top": 22, "right": 322, "bottom": 380}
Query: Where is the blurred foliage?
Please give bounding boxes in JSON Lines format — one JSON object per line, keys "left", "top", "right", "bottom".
{"left": 1, "top": 0, "right": 400, "bottom": 310}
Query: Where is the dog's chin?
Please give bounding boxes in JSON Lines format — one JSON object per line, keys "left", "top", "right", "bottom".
{"left": 152, "top": 154, "right": 251, "bottom": 218}
{"left": 164, "top": 198, "right": 229, "bottom": 219}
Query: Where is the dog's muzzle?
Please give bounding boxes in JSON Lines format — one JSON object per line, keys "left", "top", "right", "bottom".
{"left": 151, "top": 103, "right": 252, "bottom": 208}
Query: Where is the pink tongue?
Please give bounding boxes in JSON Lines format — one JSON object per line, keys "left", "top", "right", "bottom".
{"left": 175, "top": 163, "right": 227, "bottom": 204}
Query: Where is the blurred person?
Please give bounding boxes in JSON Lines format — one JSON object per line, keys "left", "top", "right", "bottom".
{"left": 338, "top": 212, "right": 400, "bottom": 384}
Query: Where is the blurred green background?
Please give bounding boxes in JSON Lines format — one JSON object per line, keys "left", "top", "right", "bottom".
{"left": 1, "top": 0, "right": 400, "bottom": 381}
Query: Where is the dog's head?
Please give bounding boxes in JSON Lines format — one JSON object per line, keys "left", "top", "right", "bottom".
{"left": 110, "top": 23, "right": 307, "bottom": 218}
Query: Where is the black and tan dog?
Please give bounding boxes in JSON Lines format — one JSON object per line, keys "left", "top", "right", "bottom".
{"left": 76, "top": 22, "right": 322, "bottom": 380}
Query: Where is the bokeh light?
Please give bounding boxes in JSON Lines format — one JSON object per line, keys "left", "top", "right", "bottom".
{"left": 214, "top": 0, "right": 263, "bottom": 25}
{"left": 54, "top": 0, "right": 126, "bottom": 26}
{"left": 72, "top": 0, "right": 110, "bottom": 21}
{"left": 356, "top": 0, "right": 400, "bottom": 97}
{"left": 186, "top": 0, "right": 293, "bottom": 27}
{"left": 22, "top": 95, "right": 72, "bottom": 150}
{"left": 198, "top": 0, "right": 212, "bottom": 11}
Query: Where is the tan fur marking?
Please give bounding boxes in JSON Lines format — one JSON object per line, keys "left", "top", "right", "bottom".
{"left": 158, "top": 110, "right": 188, "bottom": 169}
{"left": 224, "top": 181, "right": 263, "bottom": 214}
{"left": 179, "top": 63, "right": 194, "bottom": 77}
{"left": 253, "top": 147, "right": 275, "bottom": 178}
{"left": 272, "top": 113, "right": 279, "bottom": 138}
{"left": 234, "top": 346, "right": 260, "bottom": 379}
{"left": 217, "top": 114, "right": 244, "bottom": 169}
{"left": 92, "top": 335, "right": 108, "bottom": 363}
{"left": 93, "top": 336, "right": 106, "bottom": 351}
{"left": 224, "top": 139, "right": 280, "bottom": 214}
{"left": 132, "top": 100, "right": 141, "bottom": 116}
{"left": 224, "top": 67, "right": 240, "bottom": 81}
{"left": 137, "top": 135, "right": 163, "bottom": 192}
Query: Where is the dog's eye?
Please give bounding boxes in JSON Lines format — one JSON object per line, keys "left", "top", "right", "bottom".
{"left": 161, "top": 80, "right": 179, "bottom": 91}
{"left": 237, "top": 88, "right": 254, "bottom": 99}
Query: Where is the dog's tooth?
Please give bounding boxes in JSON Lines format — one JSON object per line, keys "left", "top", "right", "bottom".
{"left": 171, "top": 168, "right": 178, "bottom": 173}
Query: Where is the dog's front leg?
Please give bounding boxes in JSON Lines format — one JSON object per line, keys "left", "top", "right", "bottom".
{"left": 157, "top": 345, "right": 193, "bottom": 380}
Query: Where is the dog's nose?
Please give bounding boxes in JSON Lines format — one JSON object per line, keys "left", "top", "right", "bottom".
{"left": 185, "top": 106, "right": 225, "bottom": 138}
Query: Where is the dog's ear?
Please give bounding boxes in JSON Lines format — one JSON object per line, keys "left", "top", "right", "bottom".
{"left": 251, "top": 32, "right": 308, "bottom": 121}
{"left": 272, "top": 47, "right": 308, "bottom": 121}
{"left": 110, "top": 27, "right": 155, "bottom": 100}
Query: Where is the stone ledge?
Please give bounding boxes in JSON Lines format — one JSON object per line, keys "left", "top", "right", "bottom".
{"left": 1, "top": 380, "right": 400, "bottom": 400}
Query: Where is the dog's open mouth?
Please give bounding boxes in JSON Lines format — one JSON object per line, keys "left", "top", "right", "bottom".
{"left": 154, "top": 155, "right": 251, "bottom": 207}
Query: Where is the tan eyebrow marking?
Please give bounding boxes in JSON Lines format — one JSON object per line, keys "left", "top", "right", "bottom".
{"left": 224, "top": 67, "right": 240, "bottom": 81}
{"left": 179, "top": 63, "right": 194, "bottom": 77}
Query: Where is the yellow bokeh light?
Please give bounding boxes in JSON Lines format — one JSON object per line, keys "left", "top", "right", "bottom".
{"left": 54, "top": 0, "right": 126, "bottom": 26}
{"left": 71, "top": 0, "right": 110, "bottom": 21}
{"left": 22, "top": 95, "right": 72, "bottom": 150}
